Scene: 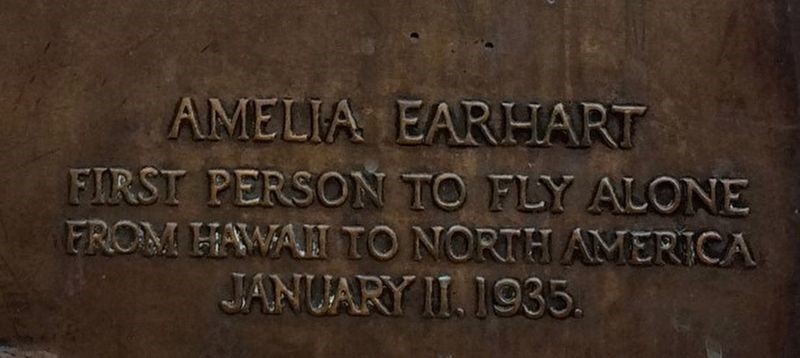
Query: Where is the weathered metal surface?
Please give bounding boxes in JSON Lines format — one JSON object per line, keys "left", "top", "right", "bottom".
{"left": 0, "top": 1, "right": 799, "bottom": 357}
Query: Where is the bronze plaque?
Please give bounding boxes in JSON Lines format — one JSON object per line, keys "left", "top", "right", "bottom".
{"left": 1, "top": 0, "right": 799, "bottom": 356}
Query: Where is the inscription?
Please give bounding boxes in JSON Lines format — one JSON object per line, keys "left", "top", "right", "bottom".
{"left": 61, "top": 96, "right": 756, "bottom": 320}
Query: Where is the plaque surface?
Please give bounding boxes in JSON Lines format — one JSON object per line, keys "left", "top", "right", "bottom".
{"left": 1, "top": 1, "right": 799, "bottom": 357}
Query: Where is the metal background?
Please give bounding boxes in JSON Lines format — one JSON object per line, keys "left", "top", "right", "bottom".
{"left": 0, "top": 0, "right": 799, "bottom": 356}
